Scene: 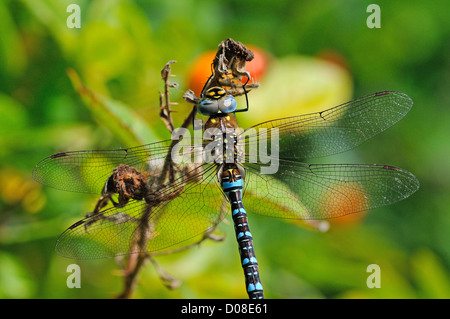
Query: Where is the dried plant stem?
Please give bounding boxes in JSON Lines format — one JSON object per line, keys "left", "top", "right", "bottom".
{"left": 117, "top": 61, "right": 199, "bottom": 298}
{"left": 159, "top": 60, "right": 177, "bottom": 133}
{"left": 116, "top": 252, "right": 148, "bottom": 299}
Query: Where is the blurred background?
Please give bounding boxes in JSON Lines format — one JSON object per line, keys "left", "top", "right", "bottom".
{"left": 0, "top": 0, "right": 449, "bottom": 299}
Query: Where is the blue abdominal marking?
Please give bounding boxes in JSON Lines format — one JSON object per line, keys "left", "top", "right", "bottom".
{"left": 242, "top": 257, "right": 258, "bottom": 265}
{"left": 221, "top": 166, "right": 264, "bottom": 299}
{"left": 233, "top": 207, "right": 246, "bottom": 216}
{"left": 222, "top": 180, "right": 243, "bottom": 190}
{"left": 248, "top": 282, "right": 264, "bottom": 292}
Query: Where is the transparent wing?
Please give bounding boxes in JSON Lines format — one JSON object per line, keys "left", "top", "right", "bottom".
{"left": 32, "top": 139, "right": 176, "bottom": 194}
{"left": 55, "top": 162, "right": 227, "bottom": 259}
{"left": 242, "top": 160, "right": 419, "bottom": 219}
{"left": 241, "top": 91, "right": 413, "bottom": 161}
{"left": 32, "top": 135, "right": 206, "bottom": 195}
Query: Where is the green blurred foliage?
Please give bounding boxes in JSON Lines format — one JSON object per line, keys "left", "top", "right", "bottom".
{"left": 0, "top": 0, "right": 449, "bottom": 299}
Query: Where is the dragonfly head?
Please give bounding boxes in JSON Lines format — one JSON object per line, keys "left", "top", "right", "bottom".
{"left": 198, "top": 87, "right": 238, "bottom": 116}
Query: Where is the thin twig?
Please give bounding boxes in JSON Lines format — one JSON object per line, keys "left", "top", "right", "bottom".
{"left": 117, "top": 61, "right": 197, "bottom": 299}
{"left": 148, "top": 255, "right": 181, "bottom": 290}
{"left": 116, "top": 201, "right": 154, "bottom": 299}
{"left": 159, "top": 60, "right": 178, "bottom": 133}
{"left": 116, "top": 252, "right": 148, "bottom": 299}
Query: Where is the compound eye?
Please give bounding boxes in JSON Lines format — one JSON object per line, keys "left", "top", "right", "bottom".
{"left": 198, "top": 99, "right": 219, "bottom": 116}
{"left": 218, "top": 96, "right": 237, "bottom": 113}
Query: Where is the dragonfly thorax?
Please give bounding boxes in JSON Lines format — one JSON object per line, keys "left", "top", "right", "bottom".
{"left": 202, "top": 114, "right": 244, "bottom": 165}
{"left": 204, "top": 113, "right": 239, "bottom": 131}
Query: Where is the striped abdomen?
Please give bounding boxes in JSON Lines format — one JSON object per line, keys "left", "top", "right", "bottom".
{"left": 221, "top": 165, "right": 264, "bottom": 299}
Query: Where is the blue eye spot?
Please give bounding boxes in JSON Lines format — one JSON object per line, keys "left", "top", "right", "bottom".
{"left": 198, "top": 99, "right": 219, "bottom": 115}
{"left": 219, "top": 96, "right": 237, "bottom": 113}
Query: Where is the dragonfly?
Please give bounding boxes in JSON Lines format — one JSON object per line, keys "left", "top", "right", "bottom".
{"left": 33, "top": 82, "right": 419, "bottom": 299}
